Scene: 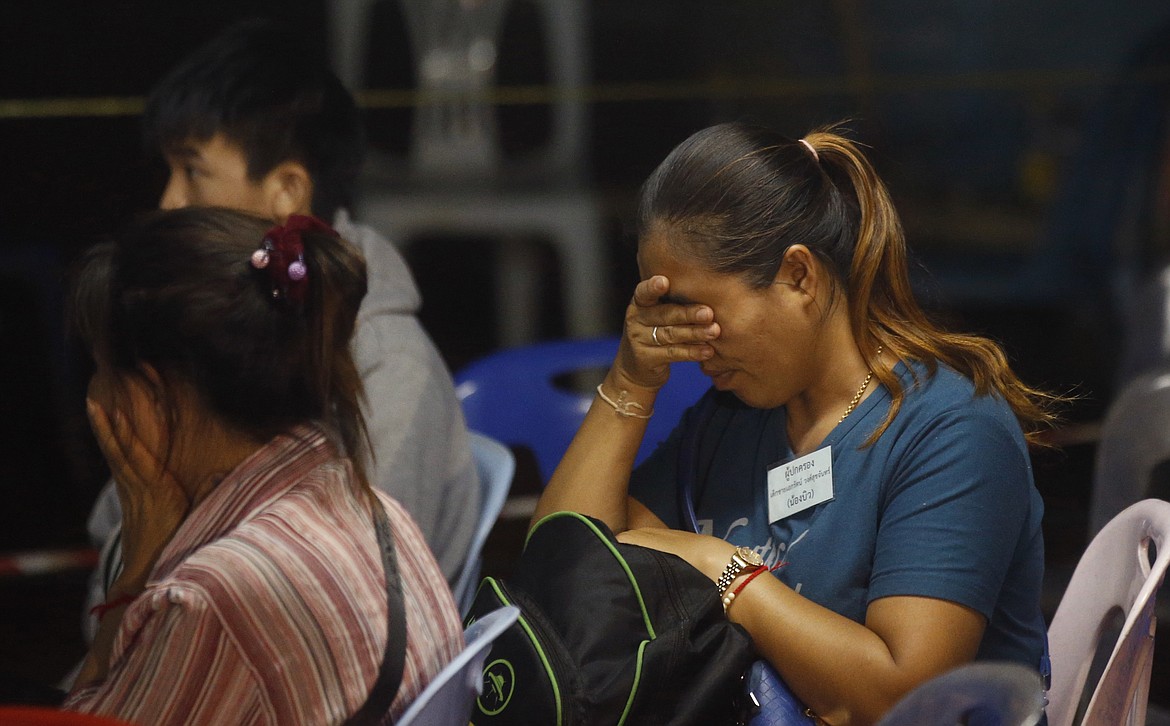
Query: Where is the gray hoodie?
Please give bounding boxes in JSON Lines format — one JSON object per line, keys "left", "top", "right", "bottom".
{"left": 336, "top": 210, "right": 479, "bottom": 584}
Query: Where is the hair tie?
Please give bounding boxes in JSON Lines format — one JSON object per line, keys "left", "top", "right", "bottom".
{"left": 799, "top": 138, "right": 819, "bottom": 162}
{"left": 250, "top": 214, "right": 338, "bottom": 303}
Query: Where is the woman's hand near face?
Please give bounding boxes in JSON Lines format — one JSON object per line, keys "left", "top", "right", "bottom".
{"left": 613, "top": 275, "right": 719, "bottom": 391}
{"left": 535, "top": 277, "right": 720, "bottom": 532}
{"left": 534, "top": 276, "right": 719, "bottom": 532}
{"left": 86, "top": 396, "right": 189, "bottom": 595}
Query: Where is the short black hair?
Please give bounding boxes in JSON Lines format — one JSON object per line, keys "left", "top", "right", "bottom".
{"left": 143, "top": 18, "right": 364, "bottom": 219}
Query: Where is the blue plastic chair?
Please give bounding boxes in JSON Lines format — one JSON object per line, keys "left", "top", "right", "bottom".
{"left": 875, "top": 662, "right": 1046, "bottom": 726}
{"left": 454, "top": 336, "right": 712, "bottom": 483}
{"left": 397, "top": 604, "right": 521, "bottom": 725}
{"left": 450, "top": 432, "right": 515, "bottom": 615}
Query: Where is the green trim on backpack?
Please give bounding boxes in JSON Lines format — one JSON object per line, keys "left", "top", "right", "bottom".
{"left": 527, "top": 511, "right": 658, "bottom": 639}
{"left": 482, "top": 578, "right": 564, "bottom": 726}
{"left": 617, "top": 638, "right": 652, "bottom": 725}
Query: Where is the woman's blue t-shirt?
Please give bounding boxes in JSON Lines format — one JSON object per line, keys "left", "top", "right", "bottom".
{"left": 629, "top": 361, "right": 1048, "bottom": 668}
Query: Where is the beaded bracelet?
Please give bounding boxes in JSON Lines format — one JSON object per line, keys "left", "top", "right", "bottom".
{"left": 721, "top": 561, "right": 788, "bottom": 613}
{"left": 721, "top": 566, "right": 767, "bottom": 612}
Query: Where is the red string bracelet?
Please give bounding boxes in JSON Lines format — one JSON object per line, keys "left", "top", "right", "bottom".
{"left": 89, "top": 594, "right": 137, "bottom": 621}
{"left": 722, "top": 561, "right": 788, "bottom": 613}
{"left": 731, "top": 566, "right": 768, "bottom": 597}
{"left": 721, "top": 566, "right": 764, "bottom": 612}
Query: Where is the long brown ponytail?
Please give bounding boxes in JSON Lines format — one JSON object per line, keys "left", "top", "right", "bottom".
{"left": 804, "top": 128, "right": 1061, "bottom": 444}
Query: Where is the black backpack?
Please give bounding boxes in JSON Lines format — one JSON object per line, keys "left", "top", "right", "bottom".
{"left": 464, "top": 510, "right": 757, "bottom": 725}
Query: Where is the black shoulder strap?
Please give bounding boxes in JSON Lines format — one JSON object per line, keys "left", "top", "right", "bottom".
{"left": 677, "top": 392, "right": 720, "bottom": 535}
{"left": 344, "top": 499, "right": 407, "bottom": 725}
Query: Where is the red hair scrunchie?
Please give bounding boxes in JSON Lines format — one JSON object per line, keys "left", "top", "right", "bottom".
{"left": 250, "top": 214, "right": 339, "bottom": 303}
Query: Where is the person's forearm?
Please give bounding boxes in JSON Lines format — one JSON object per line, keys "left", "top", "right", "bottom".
{"left": 733, "top": 582, "right": 897, "bottom": 724}
{"left": 532, "top": 374, "right": 658, "bottom": 533}
{"left": 728, "top": 579, "right": 980, "bottom": 726}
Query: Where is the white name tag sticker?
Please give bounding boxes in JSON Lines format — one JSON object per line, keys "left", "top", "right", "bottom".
{"left": 767, "top": 446, "right": 834, "bottom": 523}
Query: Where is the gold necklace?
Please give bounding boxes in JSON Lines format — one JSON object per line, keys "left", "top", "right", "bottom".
{"left": 838, "top": 347, "right": 882, "bottom": 424}
{"left": 838, "top": 371, "right": 873, "bottom": 424}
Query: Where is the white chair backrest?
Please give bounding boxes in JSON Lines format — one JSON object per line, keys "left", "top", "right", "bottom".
{"left": 1047, "top": 498, "right": 1170, "bottom": 726}
{"left": 451, "top": 431, "right": 515, "bottom": 614}
{"left": 1089, "top": 368, "right": 1170, "bottom": 536}
{"left": 875, "top": 662, "right": 1046, "bottom": 726}
{"left": 397, "top": 604, "right": 520, "bottom": 725}
{"left": 329, "top": 0, "right": 591, "bottom": 184}
{"left": 1114, "top": 265, "right": 1170, "bottom": 386}
{"left": 399, "top": 0, "right": 508, "bottom": 179}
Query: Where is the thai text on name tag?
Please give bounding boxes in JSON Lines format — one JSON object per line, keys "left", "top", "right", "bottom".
{"left": 767, "top": 446, "right": 834, "bottom": 523}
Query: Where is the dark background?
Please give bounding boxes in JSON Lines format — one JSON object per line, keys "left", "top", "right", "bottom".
{"left": 3, "top": 0, "right": 1170, "bottom": 705}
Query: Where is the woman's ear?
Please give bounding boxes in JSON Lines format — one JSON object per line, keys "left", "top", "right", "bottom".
{"left": 263, "top": 161, "right": 315, "bottom": 221}
{"left": 775, "top": 245, "right": 821, "bottom": 299}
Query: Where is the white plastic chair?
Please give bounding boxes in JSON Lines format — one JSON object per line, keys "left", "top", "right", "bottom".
{"left": 1047, "top": 498, "right": 1170, "bottom": 726}
{"left": 329, "top": 0, "right": 608, "bottom": 345}
{"left": 450, "top": 431, "right": 515, "bottom": 615}
{"left": 397, "top": 604, "right": 520, "bottom": 725}
{"left": 875, "top": 662, "right": 1046, "bottom": 726}
{"left": 1089, "top": 367, "right": 1170, "bottom": 537}
{"left": 331, "top": 0, "right": 591, "bottom": 185}
{"left": 1114, "top": 265, "right": 1170, "bottom": 387}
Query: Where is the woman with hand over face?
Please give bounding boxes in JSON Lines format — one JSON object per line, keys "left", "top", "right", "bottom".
{"left": 534, "top": 123, "right": 1058, "bottom": 725}
{"left": 66, "top": 208, "right": 462, "bottom": 725}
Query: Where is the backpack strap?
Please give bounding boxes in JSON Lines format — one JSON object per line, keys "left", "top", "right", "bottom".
{"left": 344, "top": 499, "right": 407, "bottom": 725}
{"left": 677, "top": 392, "right": 720, "bottom": 535}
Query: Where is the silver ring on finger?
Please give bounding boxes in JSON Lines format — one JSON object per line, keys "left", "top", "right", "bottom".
{"left": 652, "top": 326, "right": 661, "bottom": 346}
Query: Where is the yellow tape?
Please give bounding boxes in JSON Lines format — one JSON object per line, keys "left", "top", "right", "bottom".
{"left": 2, "top": 67, "right": 1167, "bottom": 120}
{"left": 0, "top": 96, "right": 145, "bottom": 119}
